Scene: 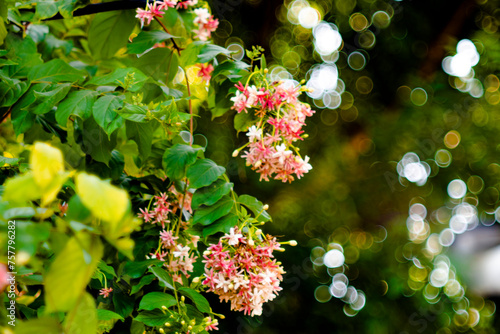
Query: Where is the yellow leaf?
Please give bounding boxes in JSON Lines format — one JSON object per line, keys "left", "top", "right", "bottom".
{"left": 75, "top": 172, "right": 129, "bottom": 226}
{"left": 31, "top": 142, "right": 64, "bottom": 189}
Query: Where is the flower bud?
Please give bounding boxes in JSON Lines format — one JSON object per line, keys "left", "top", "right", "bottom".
{"left": 289, "top": 240, "right": 298, "bottom": 246}
{"left": 264, "top": 68, "right": 269, "bottom": 73}
{"left": 254, "top": 160, "right": 262, "bottom": 168}
{"left": 159, "top": 328, "right": 165, "bottom": 334}
{"left": 162, "top": 305, "right": 168, "bottom": 310}
{"left": 192, "top": 277, "right": 200, "bottom": 283}
{"left": 248, "top": 239, "right": 254, "bottom": 246}
{"left": 263, "top": 204, "right": 269, "bottom": 210}
{"left": 165, "top": 322, "right": 171, "bottom": 327}
{"left": 181, "top": 320, "right": 185, "bottom": 325}
{"left": 232, "top": 149, "right": 240, "bottom": 157}
{"left": 181, "top": 296, "right": 185, "bottom": 302}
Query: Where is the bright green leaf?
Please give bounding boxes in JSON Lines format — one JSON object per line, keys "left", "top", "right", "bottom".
{"left": 45, "top": 234, "right": 103, "bottom": 312}
{"left": 97, "top": 309, "right": 124, "bottom": 321}
{"left": 16, "top": 317, "right": 62, "bottom": 334}
{"left": 192, "top": 179, "right": 233, "bottom": 209}
{"left": 86, "top": 67, "right": 148, "bottom": 92}
{"left": 162, "top": 144, "right": 201, "bottom": 180}
{"left": 0, "top": 71, "right": 29, "bottom": 107}
{"left": 238, "top": 194, "right": 271, "bottom": 222}
{"left": 28, "top": 59, "right": 86, "bottom": 83}
{"left": 193, "top": 196, "right": 234, "bottom": 226}
{"left": 187, "top": 159, "right": 226, "bottom": 189}
{"left": 139, "top": 292, "right": 177, "bottom": 311}
{"left": 56, "top": 90, "right": 98, "bottom": 126}
{"left": 178, "top": 287, "right": 211, "bottom": 313}
{"left": 198, "top": 43, "right": 232, "bottom": 63}
{"left": 134, "top": 310, "right": 171, "bottom": 327}
{"left": 202, "top": 212, "right": 238, "bottom": 238}
{"left": 88, "top": 10, "right": 136, "bottom": 60}
{"left": 63, "top": 292, "right": 97, "bottom": 334}
{"left": 127, "top": 30, "right": 176, "bottom": 54}
{"left": 149, "top": 266, "right": 175, "bottom": 290}
{"left": 29, "top": 83, "right": 72, "bottom": 115}
{"left": 92, "top": 94, "right": 125, "bottom": 136}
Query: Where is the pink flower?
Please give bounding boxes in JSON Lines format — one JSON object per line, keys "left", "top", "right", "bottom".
{"left": 157, "top": 0, "right": 178, "bottom": 10}
{"left": 99, "top": 287, "right": 113, "bottom": 298}
{"left": 160, "top": 230, "right": 179, "bottom": 248}
{"left": 205, "top": 317, "right": 219, "bottom": 331}
{"left": 223, "top": 227, "right": 243, "bottom": 246}
{"left": 197, "top": 63, "right": 214, "bottom": 83}
{"left": 0, "top": 264, "right": 9, "bottom": 292}
{"left": 173, "top": 244, "right": 190, "bottom": 259}
{"left": 138, "top": 208, "right": 154, "bottom": 223}
{"left": 203, "top": 226, "right": 285, "bottom": 316}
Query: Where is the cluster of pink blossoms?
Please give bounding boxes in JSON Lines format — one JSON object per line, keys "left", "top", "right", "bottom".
{"left": 231, "top": 81, "right": 314, "bottom": 183}
{"left": 138, "top": 190, "right": 198, "bottom": 284}
{"left": 202, "top": 226, "right": 285, "bottom": 316}
{"left": 135, "top": 1, "right": 218, "bottom": 40}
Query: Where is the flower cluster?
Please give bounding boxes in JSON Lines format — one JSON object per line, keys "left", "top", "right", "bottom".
{"left": 197, "top": 63, "right": 214, "bottom": 83}
{"left": 231, "top": 80, "right": 315, "bottom": 183}
{"left": 192, "top": 8, "right": 219, "bottom": 41}
{"left": 138, "top": 190, "right": 198, "bottom": 283}
{"left": 202, "top": 226, "right": 285, "bottom": 316}
{"left": 135, "top": 1, "right": 218, "bottom": 41}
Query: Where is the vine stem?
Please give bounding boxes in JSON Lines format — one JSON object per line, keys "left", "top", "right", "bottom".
{"left": 184, "top": 70, "right": 194, "bottom": 143}
{"left": 154, "top": 17, "right": 182, "bottom": 54}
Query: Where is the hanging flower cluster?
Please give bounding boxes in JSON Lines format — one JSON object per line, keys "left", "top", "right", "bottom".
{"left": 202, "top": 226, "right": 285, "bottom": 316}
{"left": 135, "top": 1, "right": 218, "bottom": 41}
{"left": 138, "top": 189, "right": 198, "bottom": 284}
{"left": 231, "top": 79, "right": 315, "bottom": 183}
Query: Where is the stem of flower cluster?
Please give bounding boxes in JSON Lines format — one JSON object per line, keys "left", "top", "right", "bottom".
{"left": 184, "top": 70, "right": 194, "bottom": 143}
{"left": 154, "top": 17, "right": 182, "bottom": 54}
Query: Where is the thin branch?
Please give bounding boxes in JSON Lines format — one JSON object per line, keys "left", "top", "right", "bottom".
{"left": 154, "top": 16, "right": 183, "bottom": 54}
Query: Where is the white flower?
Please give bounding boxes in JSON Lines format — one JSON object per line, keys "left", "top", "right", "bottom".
{"left": 173, "top": 245, "right": 190, "bottom": 258}
{"left": 224, "top": 227, "right": 243, "bottom": 246}
{"left": 193, "top": 7, "right": 210, "bottom": 25}
{"left": 246, "top": 125, "right": 262, "bottom": 142}
{"left": 272, "top": 144, "right": 292, "bottom": 164}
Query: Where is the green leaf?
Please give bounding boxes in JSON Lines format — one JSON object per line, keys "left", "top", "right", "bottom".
{"left": 117, "top": 104, "right": 147, "bottom": 122}
{"left": 97, "top": 260, "right": 117, "bottom": 278}
{"left": 127, "top": 30, "right": 176, "bottom": 54}
{"left": 29, "top": 83, "right": 72, "bottom": 115}
{"left": 178, "top": 287, "right": 211, "bottom": 313}
{"left": 130, "top": 275, "right": 156, "bottom": 295}
{"left": 180, "top": 41, "right": 207, "bottom": 68}
{"left": 97, "top": 309, "right": 124, "bottom": 321}
{"left": 0, "top": 71, "right": 29, "bottom": 107}
{"left": 112, "top": 287, "right": 135, "bottom": 318}
{"left": 135, "top": 48, "right": 178, "bottom": 82}
{"left": 28, "top": 59, "right": 86, "bottom": 83}
{"left": 192, "top": 179, "right": 233, "bottom": 209}
{"left": 126, "top": 120, "right": 156, "bottom": 159}
{"left": 16, "top": 317, "right": 62, "bottom": 334}
{"left": 198, "top": 43, "right": 232, "bottom": 63}
{"left": 162, "top": 143, "right": 201, "bottom": 180}
{"left": 45, "top": 234, "right": 103, "bottom": 312}
{"left": 123, "top": 259, "right": 161, "bottom": 279}
{"left": 82, "top": 116, "right": 117, "bottom": 165}
{"left": 238, "top": 194, "right": 271, "bottom": 222}
{"left": 92, "top": 94, "right": 125, "bottom": 136}
{"left": 234, "top": 110, "right": 255, "bottom": 132}
{"left": 139, "top": 292, "right": 177, "bottom": 311}
{"left": 88, "top": 10, "right": 136, "bottom": 60}
{"left": 2, "top": 173, "right": 42, "bottom": 204}
{"left": 63, "top": 292, "right": 97, "bottom": 334}
{"left": 86, "top": 67, "right": 148, "bottom": 92}
{"left": 202, "top": 212, "right": 238, "bottom": 238}
{"left": 3, "top": 35, "right": 43, "bottom": 78}
{"left": 35, "top": 0, "right": 59, "bottom": 19}
{"left": 3, "top": 207, "right": 35, "bottom": 220}
{"left": 187, "top": 159, "right": 226, "bottom": 189}
{"left": 135, "top": 310, "right": 171, "bottom": 327}
{"left": 149, "top": 266, "right": 175, "bottom": 290}
{"left": 0, "top": 156, "right": 20, "bottom": 166}
{"left": 212, "top": 60, "right": 250, "bottom": 78}
{"left": 193, "top": 196, "right": 234, "bottom": 226}
{"left": 55, "top": 90, "right": 98, "bottom": 126}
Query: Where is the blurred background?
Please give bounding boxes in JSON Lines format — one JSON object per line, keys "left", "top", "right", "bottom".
{"left": 197, "top": 0, "right": 500, "bottom": 332}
